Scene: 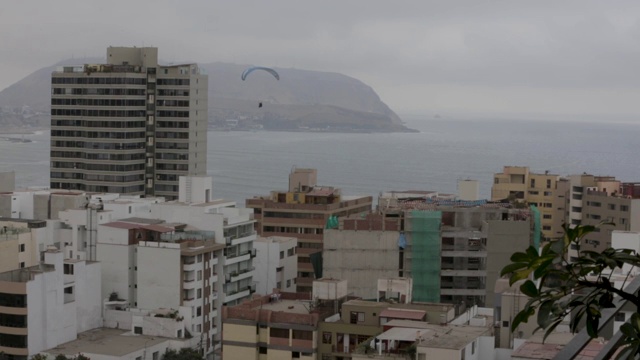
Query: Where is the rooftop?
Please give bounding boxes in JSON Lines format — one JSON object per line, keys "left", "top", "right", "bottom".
{"left": 45, "top": 328, "right": 168, "bottom": 357}
{"left": 512, "top": 335, "right": 606, "bottom": 360}
{"left": 415, "top": 324, "right": 491, "bottom": 350}
{"left": 256, "top": 236, "right": 297, "bottom": 244}
{"left": 119, "top": 217, "right": 165, "bottom": 225}
{"left": 258, "top": 299, "right": 313, "bottom": 315}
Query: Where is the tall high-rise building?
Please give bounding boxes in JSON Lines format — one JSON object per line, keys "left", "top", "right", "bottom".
{"left": 50, "top": 46, "right": 207, "bottom": 199}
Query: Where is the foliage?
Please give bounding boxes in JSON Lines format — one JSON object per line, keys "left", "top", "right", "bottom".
{"left": 501, "top": 223, "right": 640, "bottom": 358}
{"left": 47, "top": 354, "right": 89, "bottom": 360}
{"left": 161, "top": 348, "right": 204, "bottom": 360}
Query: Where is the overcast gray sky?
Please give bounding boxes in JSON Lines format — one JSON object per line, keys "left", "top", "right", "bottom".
{"left": 2, "top": 1, "right": 640, "bottom": 118}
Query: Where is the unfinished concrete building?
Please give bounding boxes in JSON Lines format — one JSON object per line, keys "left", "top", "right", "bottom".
{"left": 324, "top": 196, "right": 533, "bottom": 308}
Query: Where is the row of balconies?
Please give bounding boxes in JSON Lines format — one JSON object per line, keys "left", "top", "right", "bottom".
{"left": 225, "top": 267, "right": 255, "bottom": 283}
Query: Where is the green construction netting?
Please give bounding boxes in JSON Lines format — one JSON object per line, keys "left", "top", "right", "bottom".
{"left": 310, "top": 251, "right": 323, "bottom": 279}
{"left": 325, "top": 215, "right": 339, "bottom": 229}
{"left": 410, "top": 210, "right": 442, "bottom": 303}
{"left": 530, "top": 205, "right": 541, "bottom": 250}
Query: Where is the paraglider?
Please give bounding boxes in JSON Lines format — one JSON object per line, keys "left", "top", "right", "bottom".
{"left": 241, "top": 66, "right": 280, "bottom": 108}
{"left": 241, "top": 66, "right": 280, "bottom": 81}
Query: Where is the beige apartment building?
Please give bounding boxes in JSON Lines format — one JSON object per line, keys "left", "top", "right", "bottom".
{"left": 246, "top": 168, "right": 372, "bottom": 292}
{"left": 492, "top": 166, "right": 567, "bottom": 240}
{"left": 50, "top": 46, "right": 208, "bottom": 199}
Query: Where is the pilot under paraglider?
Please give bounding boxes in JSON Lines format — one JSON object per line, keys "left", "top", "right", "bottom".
{"left": 241, "top": 66, "right": 279, "bottom": 109}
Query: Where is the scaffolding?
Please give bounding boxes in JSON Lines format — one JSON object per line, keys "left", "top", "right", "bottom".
{"left": 530, "top": 205, "right": 541, "bottom": 250}
{"left": 408, "top": 210, "right": 442, "bottom": 303}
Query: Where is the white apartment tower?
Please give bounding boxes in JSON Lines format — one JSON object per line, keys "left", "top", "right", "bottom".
{"left": 50, "top": 46, "right": 208, "bottom": 199}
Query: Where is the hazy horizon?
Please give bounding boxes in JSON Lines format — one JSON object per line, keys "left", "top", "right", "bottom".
{"left": 2, "top": 1, "right": 640, "bottom": 118}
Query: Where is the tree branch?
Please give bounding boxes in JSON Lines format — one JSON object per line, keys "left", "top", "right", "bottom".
{"left": 577, "top": 280, "right": 640, "bottom": 308}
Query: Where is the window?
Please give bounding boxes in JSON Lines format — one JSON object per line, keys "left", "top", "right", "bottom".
{"left": 288, "top": 248, "right": 294, "bottom": 256}
{"left": 322, "top": 332, "right": 332, "bottom": 344}
{"left": 608, "top": 204, "right": 616, "bottom": 210}
{"left": 197, "top": 306, "right": 202, "bottom": 316}
{"left": 153, "top": 352, "right": 159, "bottom": 360}
{"left": 197, "top": 289, "right": 202, "bottom": 299}
{"left": 292, "top": 330, "right": 313, "bottom": 340}
{"left": 502, "top": 321, "right": 509, "bottom": 328}
{"left": 530, "top": 179, "right": 535, "bottom": 188}
{"left": 19, "top": 244, "right": 25, "bottom": 252}
{"left": 621, "top": 205, "right": 629, "bottom": 212}
{"left": 270, "top": 328, "right": 289, "bottom": 338}
{"left": 134, "top": 326, "right": 142, "bottom": 334}
{"left": 546, "top": 179, "right": 552, "bottom": 189}
{"left": 543, "top": 214, "right": 552, "bottom": 219}
{"left": 292, "top": 352, "right": 300, "bottom": 358}
{"left": 287, "top": 280, "right": 291, "bottom": 288}
{"left": 64, "top": 263, "right": 74, "bottom": 275}
{"left": 19, "top": 262, "right": 25, "bottom": 268}
{"left": 615, "top": 313, "right": 626, "bottom": 322}
{"left": 280, "top": 251, "right": 284, "bottom": 259}
{"left": 350, "top": 311, "right": 365, "bottom": 324}
{"left": 259, "top": 347, "right": 267, "bottom": 354}
{"left": 197, "top": 270, "right": 202, "bottom": 281}
{"left": 197, "top": 254, "right": 203, "bottom": 262}
{"left": 472, "top": 340, "right": 476, "bottom": 354}
{"left": 277, "top": 281, "right": 282, "bottom": 289}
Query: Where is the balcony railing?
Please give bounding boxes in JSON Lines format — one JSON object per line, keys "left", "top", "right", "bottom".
{"left": 552, "top": 276, "right": 640, "bottom": 359}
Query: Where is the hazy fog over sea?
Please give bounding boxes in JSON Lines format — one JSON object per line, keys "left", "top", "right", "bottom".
{"left": 2, "top": 116, "right": 639, "bottom": 205}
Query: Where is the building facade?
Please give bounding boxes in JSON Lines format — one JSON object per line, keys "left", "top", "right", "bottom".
{"left": 491, "top": 166, "right": 566, "bottom": 240}
{"left": 0, "top": 248, "right": 102, "bottom": 360}
{"left": 253, "top": 236, "right": 298, "bottom": 295}
{"left": 246, "top": 168, "right": 372, "bottom": 292}
{"left": 326, "top": 198, "right": 533, "bottom": 308}
{"left": 50, "top": 46, "right": 207, "bottom": 199}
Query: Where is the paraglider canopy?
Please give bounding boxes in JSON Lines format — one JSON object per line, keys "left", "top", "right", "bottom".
{"left": 241, "top": 66, "right": 280, "bottom": 81}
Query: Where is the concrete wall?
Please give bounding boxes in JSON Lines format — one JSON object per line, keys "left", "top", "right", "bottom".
{"left": 324, "top": 229, "right": 400, "bottom": 299}
{"left": 98, "top": 235, "right": 135, "bottom": 305}
{"left": 485, "top": 220, "right": 531, "bottom": 308}
{"left": 458, "top": 179, "right": 479, "bottom": 201}
{"left": 74, "top": 261, "right": 103, "bottom": 332}
{"left": 0, "top": 171, "right": 15, "bottom": 192}
{"left": 254, "top": 237, "right": 297, "bottom": 295}
{"left": 0, "top": 236, "right": 19, "bottom": 272}
{"left": 179, "top": 176, "right": 213, "bottom": 203}
{"left": 137, "top": 242, "right": 182, "bottom": 310}
{"left": 33, "top": 193, "right": 50, "bottom": 220}
{"left": 26, "top": 251, "right": 102, "bottom": 355}
{"left": 0, "top": 193, "right": 11, "bottom": 217}
{"left": 417, "top": 347, "right": 461, "bottom": 360}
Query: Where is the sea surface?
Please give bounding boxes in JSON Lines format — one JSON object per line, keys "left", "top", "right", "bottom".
{"left": 1, "top": 116, "right": 639, "bottom": 205}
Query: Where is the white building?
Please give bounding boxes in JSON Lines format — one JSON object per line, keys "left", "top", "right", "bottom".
{"left": 94, "top": 176, "right": 256, "bottom": 357}
{"left": 0, "top": 247, "right": 101, "bottom": 360}
{"left": 253, "top": 236, "right": 298, "bottom": 295}
{"left": 43, "top": 328, "right": 198, "bottom": 360}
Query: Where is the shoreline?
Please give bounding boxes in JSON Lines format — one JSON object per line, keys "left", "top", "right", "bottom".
{"left": 0, "top": 127, "right": 47, "bottom": 135}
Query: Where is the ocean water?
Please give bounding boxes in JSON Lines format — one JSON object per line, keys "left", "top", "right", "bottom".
{"left": 1, "top": 117, "right": 639, "bottom": 204}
